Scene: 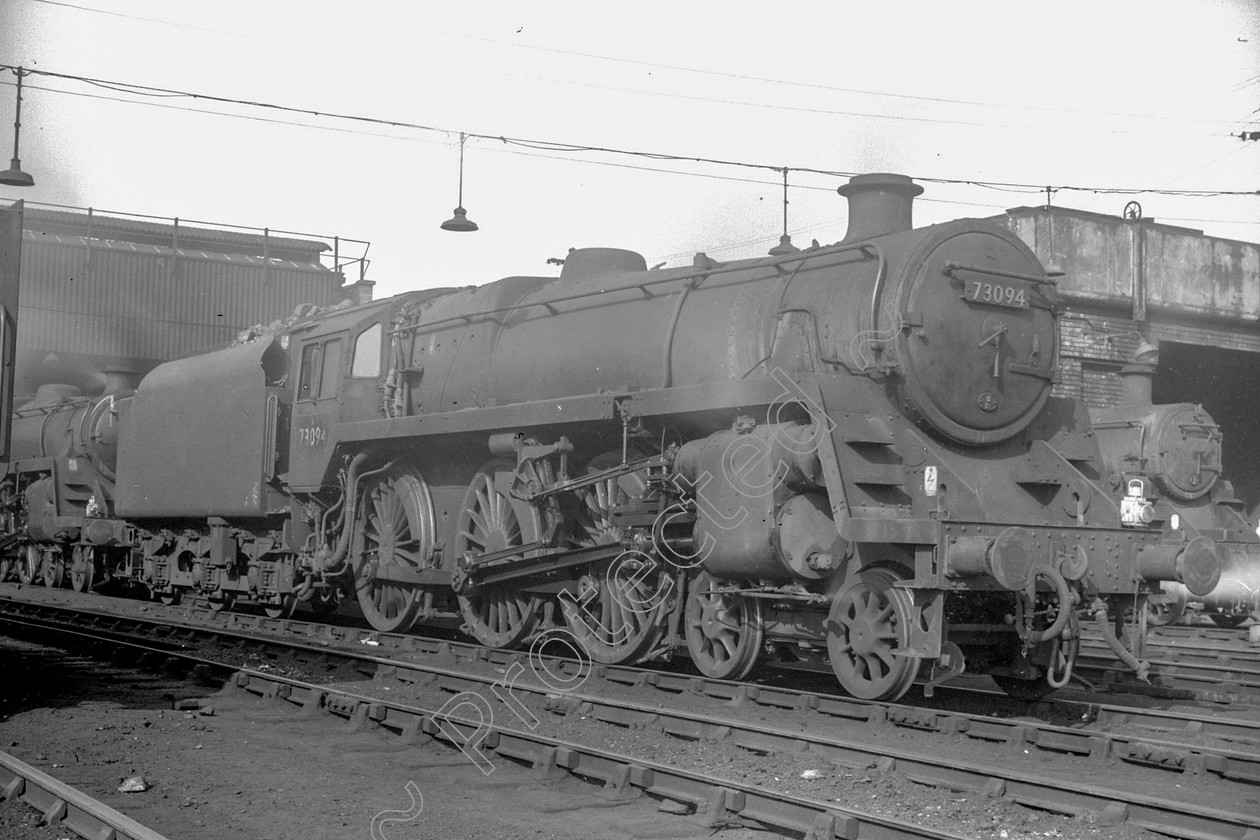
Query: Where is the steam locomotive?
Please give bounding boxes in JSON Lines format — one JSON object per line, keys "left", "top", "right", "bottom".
{"left": 1087, "top": 344, "right": 1260, "bottom": 630}
{"left": 0, "top": 174, "right": 1244, "bottom": 702}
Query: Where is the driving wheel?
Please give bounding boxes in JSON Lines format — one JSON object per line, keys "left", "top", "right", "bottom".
{"left": 455, "top": 463, "right": 541, "bottom": 649}
{"left": 356, "top": 467, "right": 435, "bottom": 633}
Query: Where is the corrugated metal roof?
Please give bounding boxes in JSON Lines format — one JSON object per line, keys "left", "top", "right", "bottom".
{"left": 23, "top": 207, "right": 331, "bottom": 262}
{"left": 22, "top": 230, "right": 326, "bottom": 271}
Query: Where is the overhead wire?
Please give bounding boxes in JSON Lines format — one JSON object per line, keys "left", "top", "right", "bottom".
{"left": 0, "top": 63, "right": 1256, "bottom": 201}
{"left": 400, "top": 24, "right": 1251, "bottom": 127}
{"left": 23, "top": 0, "right": 254, "bottom": 37}
{"left": 20, "top": 0, "right": 1252, "bottom": 130}
{"left": 444, "top": 65, "right": 1221, "bottom": 137}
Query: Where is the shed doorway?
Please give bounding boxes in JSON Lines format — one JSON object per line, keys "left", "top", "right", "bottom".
{"left": 1153, "top": 341, "right": 1260, "bottom": 521}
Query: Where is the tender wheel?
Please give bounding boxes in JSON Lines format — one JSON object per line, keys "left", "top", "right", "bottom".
{"left": 207, "top": 591, "right": 236, "bottom": 612}
{"left": 1145, "top": 589, "right": 1186, "bottom": 626}
{"left": 685, "top": 571, "right": 763, "bottom": 681}
{"left": 355, "top": 467, "right": 434, "bottom": 634}
{"left": 455, "top": 463, "right": 540, "bottom": 649}
{"left": 264, "top": 594, "right": 298, "bottom": 620}
{"left": 70, "top": 546, "right": 97, "bottom": 593}
{"left": 41, "top": 548, "right": 65, "bottom": 588}
{"left": 826, "top": 566, "right": 918, "bottom": 701}
{"left": 17, "top": 545, "right": 39, "bottom": 585}
{"left": 1209, "top": 613, "right": 1249, "bottom": 629}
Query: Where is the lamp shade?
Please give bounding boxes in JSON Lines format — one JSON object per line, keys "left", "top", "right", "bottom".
{"left": 440, "top": 206, "right": 478, "bottom": 232}
{"left": 0, "top": 158, "right": 32, "bottom": 188}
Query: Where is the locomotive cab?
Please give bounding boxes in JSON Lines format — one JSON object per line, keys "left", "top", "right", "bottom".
{"left": 286, "top": 298, "right": 397, "bottom": 491}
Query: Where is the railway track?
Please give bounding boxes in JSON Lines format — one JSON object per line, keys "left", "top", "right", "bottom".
{"left": 4, "top": 584, "right": 1260, "bottom": 743}
{"left": 0, "top": 611, "right": 990, "bottom": 840}
{"left": 0, "top": 748, "right": 171, "bottom": 840}
{"left": 1079, "top": 629, "right": 1260, "bottom": 671}
{"left": 2, "top": 592, "right": 1259, "bottom": 839}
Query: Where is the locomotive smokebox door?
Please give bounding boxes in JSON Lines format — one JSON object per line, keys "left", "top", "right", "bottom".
{"left": 894, "top": 226, "right": 1058, "bottom": 445}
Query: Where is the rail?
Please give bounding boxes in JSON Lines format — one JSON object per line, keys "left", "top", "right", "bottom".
{"left": 0, "top": 748, "right": 173, "bottom": 840}
{"left": 5, "top": 592, "right": 1260, "bottom": 832}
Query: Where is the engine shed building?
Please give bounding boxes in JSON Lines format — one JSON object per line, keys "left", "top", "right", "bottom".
{"left": 10, "top": 204, "right": 373, "bottom": 398}
{"left": 992, "top": 206, "right": 1260, "bottom": 517}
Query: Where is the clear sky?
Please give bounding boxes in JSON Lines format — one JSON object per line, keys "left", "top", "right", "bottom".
{"left": 0, "top": 0, "right": 1257, "bottom": 300}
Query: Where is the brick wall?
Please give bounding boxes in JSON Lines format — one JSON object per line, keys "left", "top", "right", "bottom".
{"left": 1053, "top": 309, "right": 1141, "bottom": 408}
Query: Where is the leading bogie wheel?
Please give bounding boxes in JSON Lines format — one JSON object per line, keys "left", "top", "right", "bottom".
{"left": 70, "top": 545, "right": 97, "bottom": 593}
{"left": 455, "top": 462, "right": 541, "bottom": 649}
{"left": 684, "top": 571, "right": 763, "bottom": 681}
{"left": 355, "top": 466, "right": 434, "bottom": 634}
{"left": 826, "top": 566, "right": 919, "bottom": 701}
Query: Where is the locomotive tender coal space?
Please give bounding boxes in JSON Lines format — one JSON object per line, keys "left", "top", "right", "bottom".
{"left": 0, "top": 176, "right": 1250, "bottom": 703}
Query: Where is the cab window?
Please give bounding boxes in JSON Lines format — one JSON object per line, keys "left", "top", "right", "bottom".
{"left": 350, "top": 323, "right": 382, "bottom": 378}
{"left": 298, "top": 344, "right": 321, "bottom": 401}
{"left": 297, "top": 338, "right": 343, "bottom": 401}
{"left": 319, "top": 339, "right": 342, "bottom": 398}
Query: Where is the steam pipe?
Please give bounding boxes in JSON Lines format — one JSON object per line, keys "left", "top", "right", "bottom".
{"left": 317, "top": 452, "right": 368, "bottom": 576}
{"left": 322, "top": 456, "right": 401, "bottom": 577}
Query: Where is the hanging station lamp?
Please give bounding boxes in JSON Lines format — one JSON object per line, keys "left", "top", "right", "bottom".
{"left": 0, "top": 68, "right": 34, "bottom": 187}
{"left": 767, "top": 167, "right": 798, "bottom": 256}
{"left": 439, "top": 132, "right": 478, "bottom": 232}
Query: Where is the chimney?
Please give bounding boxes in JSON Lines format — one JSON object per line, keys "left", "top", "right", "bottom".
{"left": 1118, "top": 341, "right": 1158, "bottom": 406}
{"left": 837, "top": 173, "right": 924, "bottom": 241}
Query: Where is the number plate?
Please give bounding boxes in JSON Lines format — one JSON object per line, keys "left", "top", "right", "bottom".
{"left": 962, "top": 280, "right": 1029, "bottom": 309}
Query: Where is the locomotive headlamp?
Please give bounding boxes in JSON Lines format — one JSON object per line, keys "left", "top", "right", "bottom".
{"left": 1120, "top": 479, "right": 1155, "bottom": 527}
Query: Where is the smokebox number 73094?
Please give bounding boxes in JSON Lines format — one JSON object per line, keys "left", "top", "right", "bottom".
{"left": 964, "top": 280, "right": 1028, "bottom": 309}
